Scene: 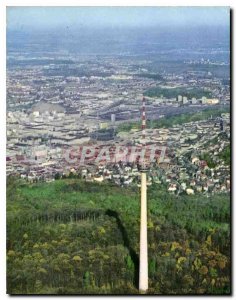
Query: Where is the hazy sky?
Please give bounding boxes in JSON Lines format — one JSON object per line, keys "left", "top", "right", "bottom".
{"left": 7, "top": 7, "right": 230, "bottom": 30}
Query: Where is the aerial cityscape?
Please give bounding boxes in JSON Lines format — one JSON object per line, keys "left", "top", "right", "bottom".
{"left": 6, "top": 7, "right": 230, "bottom": 295}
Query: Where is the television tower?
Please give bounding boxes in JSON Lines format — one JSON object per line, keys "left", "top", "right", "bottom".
{"left": 139, "top": 96, "right": 148, "bottom": 292}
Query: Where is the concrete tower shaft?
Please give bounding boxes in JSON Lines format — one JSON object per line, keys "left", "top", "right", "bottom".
{"left": 139, "top": 96, "right": 148, "bottom": 292}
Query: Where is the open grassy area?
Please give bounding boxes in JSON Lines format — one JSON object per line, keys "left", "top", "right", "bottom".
{"left": 7, "top": 178, "right": 230, "bottom": 294}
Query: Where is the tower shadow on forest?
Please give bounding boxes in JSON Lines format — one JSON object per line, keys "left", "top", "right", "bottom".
{"left": 105, "top": 209, "right": 139, "bottom": 289}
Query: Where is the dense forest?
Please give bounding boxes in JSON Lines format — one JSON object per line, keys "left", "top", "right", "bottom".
{"left": 7, "top": 177, "right": 230, "bottom": 295}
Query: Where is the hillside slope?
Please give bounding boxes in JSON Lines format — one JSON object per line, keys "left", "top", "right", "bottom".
{"left": 7, "top": 178, "right": 230, "bottom": 294}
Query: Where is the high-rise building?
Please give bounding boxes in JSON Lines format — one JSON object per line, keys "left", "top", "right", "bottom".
{"left": 111, "top": 114, "right": 116, "bottom": 123}
{"left": 177, "top": 95, "right": 183, "bottom": 102}
{"left": 183, "top": 96, "right": 188, "bottom": 104}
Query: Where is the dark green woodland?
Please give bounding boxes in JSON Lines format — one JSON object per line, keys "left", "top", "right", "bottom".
{"left": 7, "top": 177, "right": 230, "bottom": 294}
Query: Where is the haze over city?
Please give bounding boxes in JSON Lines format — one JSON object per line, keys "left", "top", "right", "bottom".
{"left": 7, "top": 7, "right": 230, "bottom": 29}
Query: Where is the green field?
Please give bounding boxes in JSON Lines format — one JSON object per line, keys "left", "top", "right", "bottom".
{"left": 7, "top": 178, "right": 230, "bottom": 294}
{"left": 136, "top": 73, "right": 164, "bottom": 81}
